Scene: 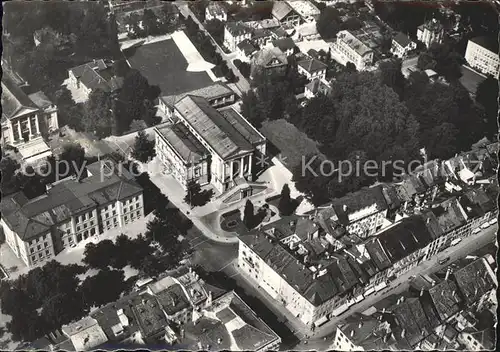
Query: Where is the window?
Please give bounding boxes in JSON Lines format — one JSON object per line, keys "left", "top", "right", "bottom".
{"left": 30, "top": 248, "right": 34, "bottom": 254}
{"left": 31, "top": 256, "right": 36, "bottom": 261}
{"left": 113, "top": 210, "right": 116, "bottom": 216}
{"left": 45, "top": 250, "right": 50, "bottom": 255}
{"left": 44, "top": 242, "right": 48, "bottom": 248}
{"left": 90, "top": 228, "right": 96, "bottom": 235}
{"left": 90, "top": 220, "right": 94, "bottom": 226}
{"left": 38, "top": 253, "right": 43, "bottom": 259}
{"left": 66, "top": 229, "right": 71, "bottom": 234}
{"left": 37, "top": 245, "right": 41, "bottom": 250}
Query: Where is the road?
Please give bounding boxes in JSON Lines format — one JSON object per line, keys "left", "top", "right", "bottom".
{"left": 174, "top": 2, "right": 251, "bottom": 94}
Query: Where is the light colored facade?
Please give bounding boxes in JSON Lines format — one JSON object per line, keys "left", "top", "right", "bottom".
{"left": 224, "top": 22, "right": 253, "bottom": 52}
{"left": 0, "top": 162, "right": 144, "bottom": 268}
{"left": 156, "top": 95, "right": 266, "bottom": 194}
{"left": 332, "top": 30, "right": 374, "bottom": 71}
{"left": 417, "top": 19, "right": 444, "bottom": 49}
{"left": 1, "top": 70, "right": 59, "bottom": 161}
{"left": 464, "top": 37, "right": 500, "bottom": 77}
{"left": 304, "top": 78, "right": 332, "bottom": 99}
{"left": 205, "top": 3, "right": 227, "bottom": 22}
{"left": 297, "top": 58, "right": 327, "bottom": 81}
{"left": 390, "top": 33, "right": 416, "bottom": 59}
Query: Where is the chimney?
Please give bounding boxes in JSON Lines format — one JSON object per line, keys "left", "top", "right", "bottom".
{"left": 343, "top": 204, "right": 348, "bottom": 212}
{"left": 445, "top": 267, "right": 452, "bottom": 281}
{"left": 217, "top": 338, "right": 222, "bottom": 344}
{"left": 401, "top": 329, "right": 406, "bottom": 338}
{"left": 189, "top": 267, "right": 192, "bottom": 274}
{"left": 382, "top": 308, "right": 386, "bottom": 313}
{"left": 420, "top": 288, "right": 424, "bottom": 297}
{"left": 350, "top": 330, "right": 355, "bottom": 338}
{"left": 358, "top": 322, "right": 363, "bottom": 329}
{"left": 190, "top": 288, "right": 195, "bottom": 297}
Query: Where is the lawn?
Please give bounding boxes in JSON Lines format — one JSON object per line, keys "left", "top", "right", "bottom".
{"left": 260, "top": 119, "right": 324, "bottom": 170}
{"left": 123, "top": 38, "right": 214, "bottom": 96}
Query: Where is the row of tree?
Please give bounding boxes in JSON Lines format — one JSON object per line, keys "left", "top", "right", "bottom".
{"left": 182, "top": 15, "right": 237, "bottom": 82}
{"left": 124, "top": 4, "right": 180, "bottom": 39}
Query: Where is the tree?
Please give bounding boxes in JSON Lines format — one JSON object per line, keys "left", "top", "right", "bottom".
{"left": 0, "top": 156, "right": 20, "bottom": 195}
{"left": 417, "top": 42, "right": 463, "bottom": 81}
{"left": 82, "top": 89, "right": 114, "bottom": 138}
{"left": 80, "top": 269, "right": 126, "bottom": 308}
{"left": 345, "top": 62, "right": 357, "bottom": 73}
{"left": 476, "top": 76, "right": 499, "bottom": 138}
{"left": 60, "top": 142, "right": 86, "bottom": 176}
{"left": 83, "top": 240, "right": 116, "bottom": 269}
{"left": 143, "top": 9, "right": 160, "bottom": 36}
{"left": 378, "top": 58, "right": 405, "bottom": 99}
{"left": 316, "top": 7, "right": 341, "bottom": 40}
{"left": 182, "top": 179, "right": 212, "bottom": 208}
{"left": 241, "top": 90, "right": 265, "bottom": 128}
{"left": 131, "top": 130, "right": 156, "bottom": 162}
{"left": 243, "top": 199, "right": 255, "bottom": 229}
{"left": 278, "top": 184, "right": 294, "bottom": 216}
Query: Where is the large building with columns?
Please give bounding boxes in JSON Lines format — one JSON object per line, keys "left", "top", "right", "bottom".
{"left": 1, "top": 69, "right": 59, "bottom": 162}
{"left": 155, "top": 95, "right": 266, "bottom": 193}
{"left": 0, "top": 161, "right": 144, "bottom": 268}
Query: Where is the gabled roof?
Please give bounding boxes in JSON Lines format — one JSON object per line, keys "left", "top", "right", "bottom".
{"left": 225, "top": 21, "right": 252, "bottom": 37}
{"left": 298, "top": 57, "right": 327, "bottom": 73}
{"left": 427, "top": 280, "right": 462, "bottom": 322}
{"left": 174, "top": 95, "right": 254, "bottom": 160}
{"left": 1, "top": 73, "right": 39, "bottom": 121}
{"left": 237, "top": 39, "right": 258, "bottom": 56}
{"left": 252, "top": 47, "right": 288, "bottom": 68}
{"left": 206, "top": 3, "right": 227, "bottom": 18}
{"left": 453, "top": 258, "right": 496, "bottom": 305}
{"left": 272, "top": 37, "right": 296, "bottom": 52}
{"left": 393, "top": 32, "right": 413, "bottom": 48}
{"left": 160, "top": 82, "right": 234, "bottom": 108}
{"left": 271, "top": 1, "right": 295, "bottom": 21}
{"left": 0, "top": 162, "right": 143, "bottom": 241}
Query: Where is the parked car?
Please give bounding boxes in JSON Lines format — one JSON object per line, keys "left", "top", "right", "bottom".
{"left": 481, "top": 222, "right": 491, "bottom": 229}
{"left": 473, "top": 228, "right": 481, "bottom": 234}
{"left": 489, "top": 218, "right": 497, "bottom": 226}
{"left": 450, "top": 238, "right": 462, "bottom": 246}
{"left": 438, "top": 257, "right": 450, "bottom": 265}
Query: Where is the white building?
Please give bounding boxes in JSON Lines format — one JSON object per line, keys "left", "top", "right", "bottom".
{"left": 0, "top": 161, "right": 144, "bottom": 268}
{"left": 390, "top": 32, "right": 416, "bottom": 59}
{"left": 224, "top": 22, "right": 253, "bottom": 52}
{"left": 417, "top": 19, "right": 444, "bottom": 49}
{"left": 332, "top": 30, "right": 374, "bottom": 71}
{"left": 285, "top": 0, "right": 320, "bottom": 22}
{"left": 1, "top": 67, "right": 59, "bottom": 163}
{"left": 205, "top": 2, "right": 227, "bottom": 22}
{"left": 155, "top": 95, "right": 266, "bottom": 194}
{"left": 464, "top": 37, "right": 500, "bottom": 77}
{"left": 297, "top": 57, "right": 327, "bottom": 81}
{"left": 304, "top": 78, "right": 332, "bottom": 99}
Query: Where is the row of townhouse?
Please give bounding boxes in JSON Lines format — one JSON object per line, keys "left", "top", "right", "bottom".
{"left": 331, "top": 254, "right": 497, "bottom": 351}
{"left": 0, "top": 161, "right": 144, "bottom": 268}
{"left": 236, "top": 140, "right": 498, "bottom": 328}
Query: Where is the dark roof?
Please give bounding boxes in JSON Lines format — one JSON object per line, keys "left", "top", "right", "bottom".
{"left": 69, "top": 60, "right": 122, "bottom": 93}
{"left": 375, "top": 216, "right": 433, "bottom": 264}
{"left": 272, "top": 2, "right": 294, "bottom": 21}
{"left": 419, "top": 19, "right": 443, "bottom": 33}
{"left": 206, "top": 2, "right": 226, "bottom": 17}
{"left": 124, "top": 38, "right": 213, "bottom": 96}
{"left": 0, "top": 162, "right": 143, "bottom": 241}
{"left": 174, "top": 95, "right": 254, "bottom": 159}
{"left": 155, "top": 283, "right": 191, "bottom": 316}
{"left": 393, "top": 32, "right": 412, "bottom": 48}
{"left": 365, "top": 238, "right": 392, "bottom": 271}
{"left": 1, "top": 72, "right": 39, "bottom": 121}
{"left": 427, "top": 280, "right": 462, "bottom": 321}
{"left": 392, "top": 298, "right": 433, "bottom": 347}
{"left": 240, "top": 230, "right": 359, "bottom": 306}
{"left": 225, "top": 22, "right": 252, "bottom": 37}
{"left": 305, "top": 78, "right": 331, "bottom": 95}
{"left": 430, "top": 198, "right": 468, "bottom": 234}
{"left": 237, "top": 39, "right": 258, "bottom": 56}
{"left": 272, "top": 37, "right": 296, "bottom": 52}
{"left": 156, "top": 123, "right": 208, "bottom": 164}
{"left": 453, "top": 258, "right": 496, "bottom": 305}
{"left": 470, "top": 36, "right": 499, "bottom": 53}
{"left": 218, "top": 107, "right": 266, "bottom": 146}
{"left": 327, "top": 185, "right": 389, "bottom": 226}
{"left": 130, "top": 293, "right": 169, "bottom": 339}
{"left": 297, "top": 57, "right": 327, "bottom": 73}
{"left": 338, "top": 313, "right": 388, "bottom": 347}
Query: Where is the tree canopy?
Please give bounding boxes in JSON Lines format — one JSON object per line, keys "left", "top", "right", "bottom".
{"left": 131, "top": 131, "right": 156, "bottom": 162}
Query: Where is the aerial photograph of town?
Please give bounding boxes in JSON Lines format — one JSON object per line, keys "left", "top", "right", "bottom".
{"left": 0, "top": 0, "right": 498, "bottom": 351}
